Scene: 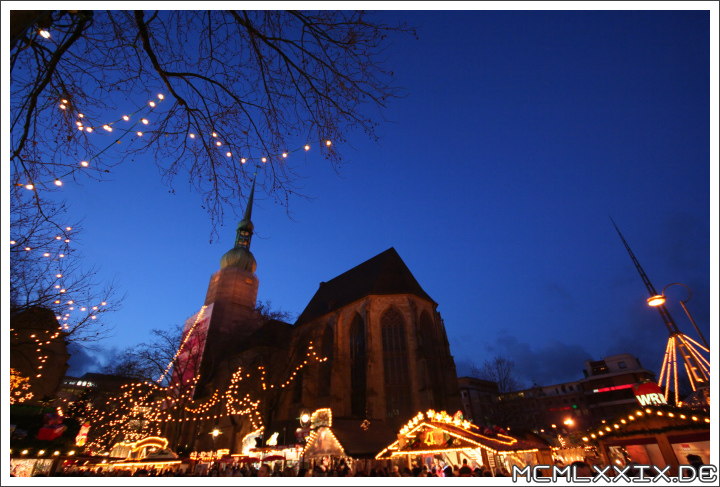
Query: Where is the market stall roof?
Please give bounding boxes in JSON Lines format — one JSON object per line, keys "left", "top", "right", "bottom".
{"left": 581, "top": 405, "right": 710, "bottom": 444}
{"left": 376, "top": 410, "right": 550, "bottom": 460}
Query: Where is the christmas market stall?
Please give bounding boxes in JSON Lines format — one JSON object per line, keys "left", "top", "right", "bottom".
{"left": 376, "top": 410, "right": 552, "bottom": 475}
{"left": 106, "top": 436, "right": 184, "bottom": 474}
{"left": 582, "top": 405, "right": 710, "bottom": 477}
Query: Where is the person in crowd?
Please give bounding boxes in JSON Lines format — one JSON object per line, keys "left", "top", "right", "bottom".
{"left": 443, "top": 466, "right": 454, "bottom": 477}
{"left": 258, "top": 464, "right": 271, "bottom": 477}
{"left": 459, "top": 466, "right": 473, "bottom": 477}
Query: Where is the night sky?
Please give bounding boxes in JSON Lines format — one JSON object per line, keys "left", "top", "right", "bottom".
{"left": 21, "top": 9, "right": 714, "bottom": 390}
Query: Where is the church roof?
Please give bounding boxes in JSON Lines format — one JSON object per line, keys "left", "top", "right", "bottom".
{"left": 295, "top": 247, "right": 435, "bottom": 326}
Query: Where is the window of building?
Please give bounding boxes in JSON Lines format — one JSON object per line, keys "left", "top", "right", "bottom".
{"left": 382, "top": 307, "right": 412, "bottom": 422}
{"left": 349, "top": 314, "right": 367, "bottom": 418}
{"left": 461, "top": 391, "right": 468, "bottom": 398}
{"left": 618, "top": 361, "right": 627, "bottom": 369}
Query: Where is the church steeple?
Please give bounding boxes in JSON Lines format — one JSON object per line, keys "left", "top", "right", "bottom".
{"left": 220, "top": 174, "right": 258, "bottom": 272}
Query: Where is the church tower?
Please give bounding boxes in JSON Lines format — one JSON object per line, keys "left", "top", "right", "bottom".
{"left": 191, "top": 176, "right": 264, "bottom": 397}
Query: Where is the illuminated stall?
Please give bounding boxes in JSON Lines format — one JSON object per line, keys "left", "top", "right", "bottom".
{"left": 107, "top": 436, "right": 183, "bottom": 474}
{"left": 584, "top": 405, "right": 710, "bottom": 477}
{"left": 376, "top": 410, "right": 552, "bottom": 474}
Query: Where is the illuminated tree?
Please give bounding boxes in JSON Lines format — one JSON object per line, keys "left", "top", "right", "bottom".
{"left": 9, "top": 368, "right": 34, "bottom": 405}
{"left": 10, "top": 10, "right": 415, "bottom": 239}
{"left": 10, "top": 194, "right": 122, "bottom": 345}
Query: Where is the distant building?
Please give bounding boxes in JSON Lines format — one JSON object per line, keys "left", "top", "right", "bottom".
{"left": 457, "top": 377, "right": 498, "bottom": 424}
{"left": 464, "top": 353, "right": 656, "bottom": 435}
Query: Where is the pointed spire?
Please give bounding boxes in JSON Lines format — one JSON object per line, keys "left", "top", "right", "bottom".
{"left": 242, "top": 173, "right": 257, "bottom": 230}
{"left": 219, "top": 172, "right": 258, "bottom": 272}
{"left": 234, "top": 172, "right": 257, "bottom": 250}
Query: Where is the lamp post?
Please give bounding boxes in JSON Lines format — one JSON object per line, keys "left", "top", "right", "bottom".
{"left": 648, "top": 283, "right": 709, "bottom": 350}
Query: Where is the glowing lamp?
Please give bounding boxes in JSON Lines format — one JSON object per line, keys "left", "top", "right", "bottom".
{"left": 282, "top": 153, "right": 287, "bottom": 158}
{"left": 55, "top": 179, "right": 62, "bottom": 186}
{"left": 26, "top": 184, "right": 34, "bottom": 190}
{"left": 81, "top": 161, "right": 89, "bottom": 167}
{"left": 216, "top": 141, "right": 222, "bottom": 146}
{"left": 326, "top": 140, "right": 332, "bottom": 146}
{"left": 22, "top": 450, "right": 28, "bottom": 455}
{"left": 241, "top": 158, "right": 246, "bottom": 163}
{"left": 123, "top": 115, "right": 130, "bottom": 121}
{"left": 86, "top": 127, "right": 93, "bottom": 132}
{"left": 137, "top": 132, "right": 143, "bottom": 136}
{"left": 304, "top": 145, "right": 310, "bottom": 151}
{"left": 261, "top": 157, "right": 267, "bottom": 162}
{"left": 149, "top": 101, "right": 156, "bottom": 107}
{"left": 39, "top": 30, "right": 50, "bottom": 38}
{"left": 226, "top": 152, "right": 232, "bottom": 157}
{"left": 647, "top": 295, "right": 665, "bottom": 306}
{"left": 141, "top": 119, "right": 149, "bottom": 124}
{"left": 158, "top": 94, "right": 164, "bottom": 99}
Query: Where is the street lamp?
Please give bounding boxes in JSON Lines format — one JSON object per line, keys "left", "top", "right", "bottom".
{"left": 648, "top": 283, "right": 709, "bottom": 349}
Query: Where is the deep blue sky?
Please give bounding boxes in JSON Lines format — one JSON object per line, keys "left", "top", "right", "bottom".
{"left": 33, "top": 9, "right": 714, "bottom": 388}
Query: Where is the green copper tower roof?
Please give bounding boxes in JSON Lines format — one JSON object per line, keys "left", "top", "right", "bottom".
{"left": 220, "top": 175, "right": 257, "bottom": 272}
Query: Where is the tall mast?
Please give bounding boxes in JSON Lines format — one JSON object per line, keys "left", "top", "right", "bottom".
{"left": 609, "top": 216, "right": 707, "bottom": 386}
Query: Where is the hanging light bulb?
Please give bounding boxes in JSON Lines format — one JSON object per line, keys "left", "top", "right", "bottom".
{"left": 216, "top": 141, "right": 222, "bottom": 146}
{"left": 25, "top": 184, "right": 34, "bottom": 190}
{"left": 261, "top": 157, "right": 267, "bottom": 163}
{"left": 59, "top": 254, "right": 65, "bottom": 258}
{"left": 212, "top": 132, "right": 217, "bottom": 137}
{"left": 141, "top": 119, "right": 149, "bottom": 125}
{"left": 85, "top": 127, "right": 93, "bottom": 133}
{"left": 158, "top": 94, "right": 164, "bottom": 100}
{"left": 326, "top": 140, "right": 332, "bottom": 146}
{"left": 55, "top": 179, "right": 62, "bottom": 186}
{"left": 137, "top": 132, "right": 143, "bottom": 136}
{"left": 66, "top": 227, "right": 72, "bottom": 231}
{"left": 123, "top": 115, "right": 130, "bottom": 121}
{"left": 241, "top": 158, "right": 246, "bottom": 163}
{"left": 44, "top": 253, "right": 50, "bottom": 257}
{"left": 56, "top": 236, "right": 61, "bottom": 240}
{"left": 39, "top": 29, "right": 51, "bottom": 38}
{"left": 305, "top": 145, "right": 310, "bottom": 151}
{"left": 149, "top": 101, "right": 156, "bottom": 107}
{"left": 81, "top": 161, "right": 89, "bottom": 167}
{"left": 282, "top": 153, "right": 287, "bottom": 158}
{"left": 226, "top": 152, "right": 232, "bottom": 157}
{"left": 59, "top": 104, "right": 66, "bottom": 110}
{"left": 189, "top": 133, "right": 195, "bottom": 138}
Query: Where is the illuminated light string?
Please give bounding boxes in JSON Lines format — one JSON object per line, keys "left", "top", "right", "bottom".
{"left": 82, "top": 341, "right": 327, "bottom": 451}
{"left": 582, "top": 409, "right": 710, "bottom": 442}
{"left": 21, "top": 94, "right": 333, "bottom": 190}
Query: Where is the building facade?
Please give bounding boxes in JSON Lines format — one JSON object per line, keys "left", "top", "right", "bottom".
{"left": 163, "top": 182, "right": 462, "bottom": 456}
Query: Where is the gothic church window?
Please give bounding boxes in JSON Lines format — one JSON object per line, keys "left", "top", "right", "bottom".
{"left": 381, "top": 307, "right": 412, "bottom": 421}
{"left": 349, "top": 314, "right": 367, "bottom": 418}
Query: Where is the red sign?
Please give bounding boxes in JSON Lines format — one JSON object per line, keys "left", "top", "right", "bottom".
{"left": 632, "top": 382, "right": 667, "bottom": 406}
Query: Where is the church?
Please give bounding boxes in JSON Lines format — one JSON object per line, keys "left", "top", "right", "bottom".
{"left": 164, "top": 177, "right": 461, "bottom": 458}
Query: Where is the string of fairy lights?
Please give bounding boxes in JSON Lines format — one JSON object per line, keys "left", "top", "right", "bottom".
{"left": 17, "top": 94, "right": 333, "bottom": 191}
{"left": 581, "top": 408, "right": 710, "bottom": 443}
{"left": 80, "top": 339, "right": 327, "bottom": 452}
